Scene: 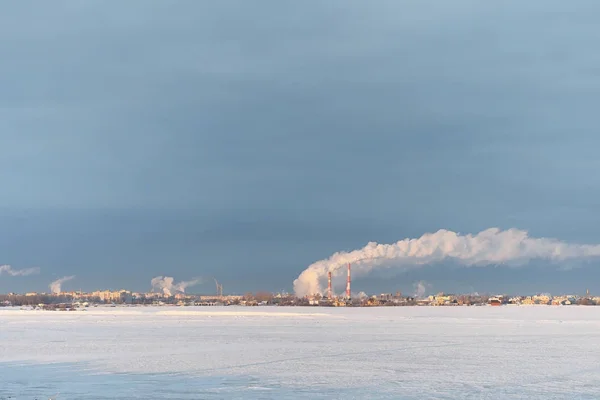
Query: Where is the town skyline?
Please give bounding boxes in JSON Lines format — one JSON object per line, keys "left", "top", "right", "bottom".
{"left": 3, "top": 287, "right": 600, "bottom": 309}
{"left": 2, "top": 266, "right": 599, "bottom": 299}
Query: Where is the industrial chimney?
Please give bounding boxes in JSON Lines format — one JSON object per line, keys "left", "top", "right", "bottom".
{"left": 327, "top": 271, "right": 332, "bottom": 299}
{"left": 346, "top": 263, "right": 351, "bottom": 299}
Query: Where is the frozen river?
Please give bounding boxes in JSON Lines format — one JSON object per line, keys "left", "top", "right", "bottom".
{"left": 2, "top": 306, "right": 600, "bottom": 399}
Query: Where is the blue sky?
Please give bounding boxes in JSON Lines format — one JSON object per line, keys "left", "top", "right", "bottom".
{"left": 2, "top": 1, "right": 600, "bottom": 295}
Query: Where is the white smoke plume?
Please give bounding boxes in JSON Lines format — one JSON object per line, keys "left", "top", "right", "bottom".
{"left": 357, "top": 291, "right": 368, "bottom": 300}
{"left": 150, "top": 276, "right": 201, "bottom": 296}
{"left": 49, "top": 275, "right": 75, "bottom": 294}
{"left": 413, "top": 281, "right": 430, "bottom": 298}
{"left": 293, "top": 228, "right": 600, "bottom": 297}
{"left": 0, "top": 265, "right": 40, "bottom": 277}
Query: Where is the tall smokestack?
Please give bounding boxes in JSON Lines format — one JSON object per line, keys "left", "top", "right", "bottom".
{"left": 327, "top": 271, "right": 332, "bottom": 299}
{"left": 346, "top": 263, "right": 351, "bottom": 298}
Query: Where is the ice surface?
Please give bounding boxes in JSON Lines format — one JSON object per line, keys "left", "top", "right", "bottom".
{"left": 2, "top": 306, "right": 600, "bottom": 399}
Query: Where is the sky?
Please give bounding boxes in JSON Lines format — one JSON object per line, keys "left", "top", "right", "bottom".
{"left": 2, "top": 1, "right": 600, "bottom": 295}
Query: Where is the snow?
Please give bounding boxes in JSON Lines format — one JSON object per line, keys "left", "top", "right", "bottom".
{"left": 2, "top": 306, "right": 600, "bottom": 399}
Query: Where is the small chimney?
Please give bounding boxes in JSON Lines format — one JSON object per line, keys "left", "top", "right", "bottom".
{"left": 327, "top": 272, "right": 332, "bottom": 299}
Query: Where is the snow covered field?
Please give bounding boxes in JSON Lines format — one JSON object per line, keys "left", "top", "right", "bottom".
{"left": 2, "top": 306, "right": 600, "bottom": 399}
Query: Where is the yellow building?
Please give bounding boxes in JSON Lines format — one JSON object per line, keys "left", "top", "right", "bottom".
{"left": 532, "top": 294, "right": 551, "bottom": 305}
{"left": 521, "top": 297, "right": 535, "bottom": 305}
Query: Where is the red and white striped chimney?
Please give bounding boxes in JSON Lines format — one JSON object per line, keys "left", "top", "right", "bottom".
{"left": 327, "top": 271, "right": 332, "bottom": 299}
{"left": 346, "top": 263, "right": 351, "bottom": 298}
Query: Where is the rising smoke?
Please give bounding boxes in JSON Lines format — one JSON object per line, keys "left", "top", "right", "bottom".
{"left": 413, "top": 281, "right": 430, "bottom": 298}
{"left": 150, "top": 276, "right": 201, "bottom": 296}
{"left": 49, "top": 275, "right": 75, "bottom": 294}
{"left": 293, "top": 228, "right": 600, "bottom": 297}
{"left": 0, "top": 265, "right": 40, "bottom": 277}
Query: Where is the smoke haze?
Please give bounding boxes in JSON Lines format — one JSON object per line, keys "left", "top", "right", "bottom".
{"left": 413, "top": 281, "right": 430, "bottom": 298}
{"left": 0, "top": 265, "right": 40, "bottom": 277}
{"left": 49, "top": 275, "right": 75, "bottom": 294}
{"left": 293, "top": 228, "right": 600, "bottom": 297}
{"left": 150, "top": 276, "right": 201, "bottom": 296}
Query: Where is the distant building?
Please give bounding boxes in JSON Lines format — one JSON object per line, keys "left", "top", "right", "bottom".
{"left": 89, "top": 290, "right": 132, "bottom": 303}
{"left": 532, "top": 294, "right": 551, "bottom": 305}
{"left": 521, "top": 297, "right": 535, "bottom": 305}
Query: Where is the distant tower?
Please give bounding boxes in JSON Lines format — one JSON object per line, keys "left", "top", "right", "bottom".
{"left": 327, "top": 272, "right": 332, "bottom": 299}
{"left": 346, "top": 263, "right": 351, "bottom": 299}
